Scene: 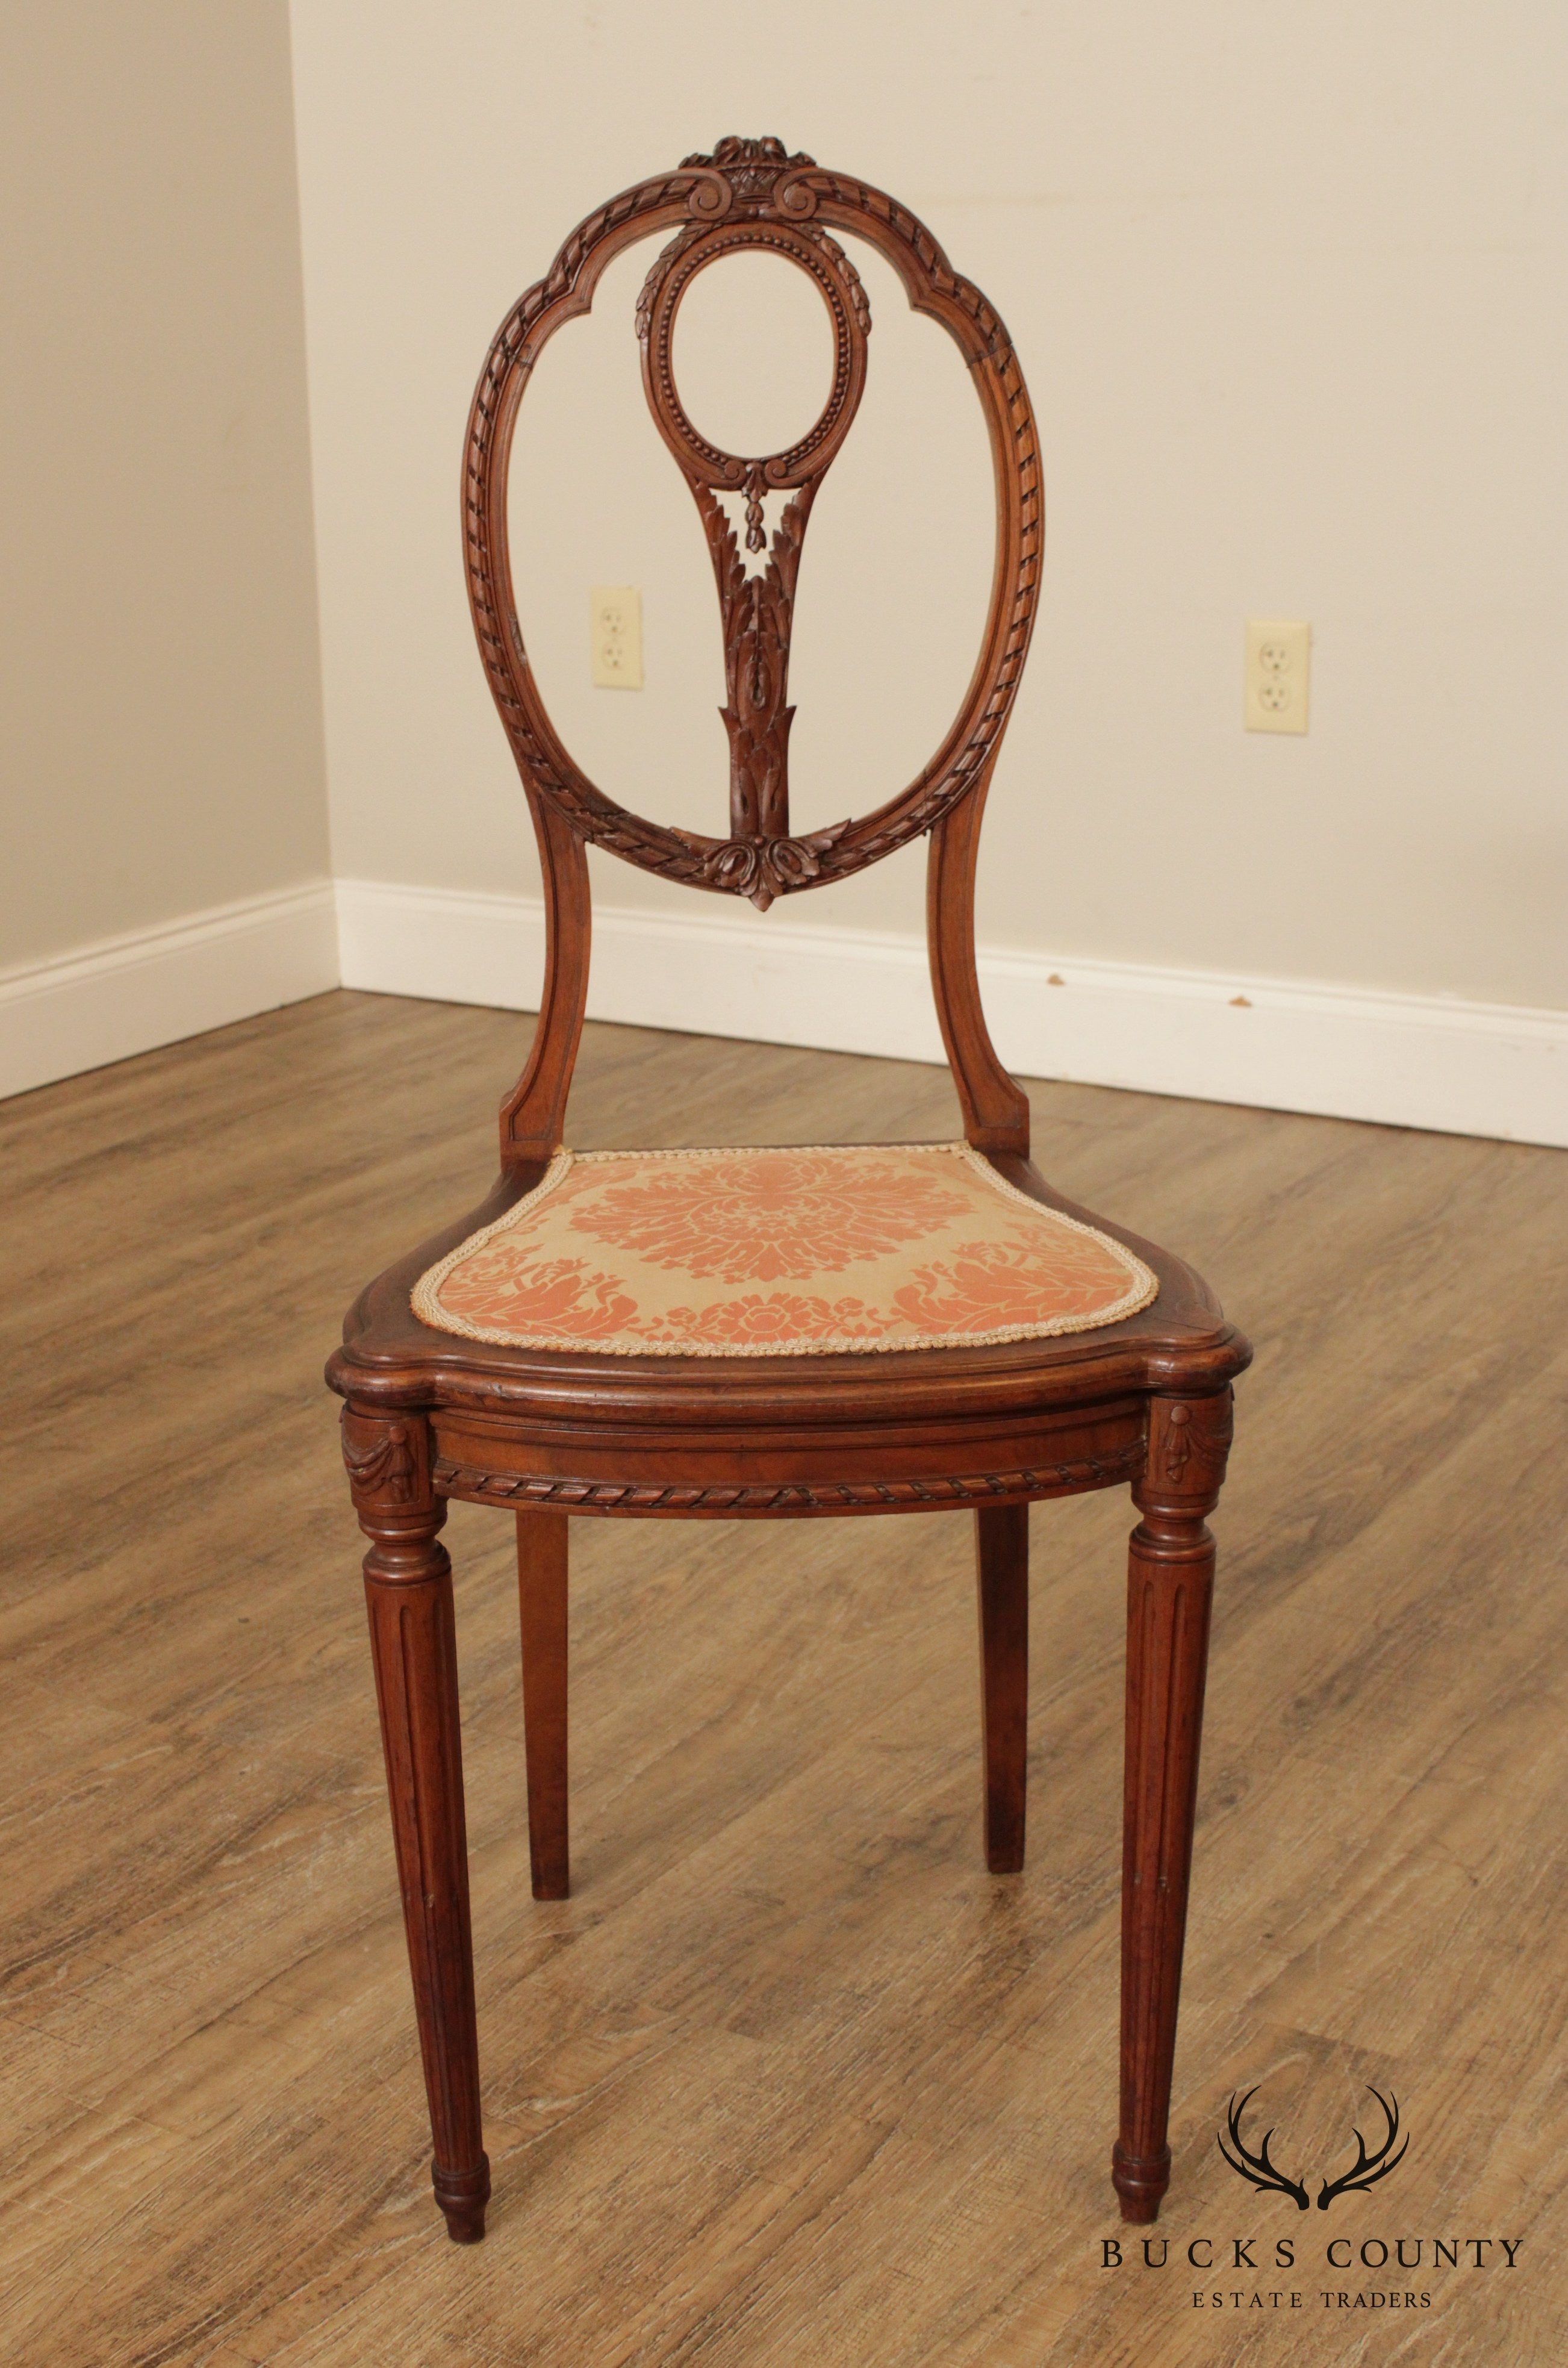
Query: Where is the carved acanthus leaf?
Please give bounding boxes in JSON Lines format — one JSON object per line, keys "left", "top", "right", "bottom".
{"left": 635, "top": 228, "right": 700, "bottom": 343}
{"left": 668, "top": 817, "right": 853, "bottom": 911}
{"left": 689, "top": 480, "right": 820, "bottom": 846}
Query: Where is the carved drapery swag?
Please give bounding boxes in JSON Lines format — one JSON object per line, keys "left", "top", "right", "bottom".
{"left": 464, "top": 136, "right": 1041, "bottom": 910}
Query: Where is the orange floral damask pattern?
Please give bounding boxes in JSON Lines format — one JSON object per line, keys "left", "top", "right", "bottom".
{"left": 412, "top": 1143, "right": 1158, "bottom": 1357}
{"left": 569, "top": 1150, "right": 969, "bottom": 1282}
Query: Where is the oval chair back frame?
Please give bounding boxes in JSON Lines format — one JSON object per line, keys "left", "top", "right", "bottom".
{"left": 462, "top": 135, "right": 1039, "bottom": 1163}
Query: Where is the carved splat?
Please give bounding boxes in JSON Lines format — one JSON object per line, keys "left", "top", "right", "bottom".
{"left": 635, "top": 216, "right": 871, "bottom": 905}
{"left": 698, "top": 481, "right": 808, "bottom": 852}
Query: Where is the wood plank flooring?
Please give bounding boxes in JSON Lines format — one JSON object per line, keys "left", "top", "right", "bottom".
{"left": 1, "top": 988, "right": 1564, "bottom": 2366}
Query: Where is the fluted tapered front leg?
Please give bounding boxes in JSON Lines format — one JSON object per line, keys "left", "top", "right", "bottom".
{"left": 1112, "top": 1390, "right": 1232, "bottom": 2225}
{"left": 343, "top": 1406, "right": 489, "bottom": 2244}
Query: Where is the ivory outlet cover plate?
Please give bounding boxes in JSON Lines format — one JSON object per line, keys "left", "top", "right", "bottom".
{"left": 591, "top": 586, "right": 643, "bottom": 689}
{"left": 1245, "top": 618, "right": 1310, "bottom": 734}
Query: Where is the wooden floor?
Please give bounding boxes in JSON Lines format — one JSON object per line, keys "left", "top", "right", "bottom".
{"left": 2, "top": 991, "right": 1565, "bottom": 2367}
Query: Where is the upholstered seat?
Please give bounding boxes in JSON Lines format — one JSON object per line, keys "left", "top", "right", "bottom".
{"left": 412, "top": 1142, "right": 1157, "bottom": 1356}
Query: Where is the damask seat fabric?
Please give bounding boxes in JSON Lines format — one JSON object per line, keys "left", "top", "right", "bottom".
{"left": 412, "top": 1142, "right": 1157, "bottom": 1357}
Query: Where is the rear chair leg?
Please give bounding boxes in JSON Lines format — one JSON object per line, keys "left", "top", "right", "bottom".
{"left": 975, "top": 1501, "right": 1030, "bottom": 1872}
{"left": 1113, "top": 1391, "right": 1233, "bottom": 2224}
{"left": 517, "top": 1509, "right": 570, "bottom": 1899}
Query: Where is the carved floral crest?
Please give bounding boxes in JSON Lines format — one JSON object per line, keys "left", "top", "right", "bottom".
{"left": 680, "top": 136, "right": 817, "bottom": 208}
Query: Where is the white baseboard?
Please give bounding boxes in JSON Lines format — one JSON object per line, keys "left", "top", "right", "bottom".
{"left": 0, "top": 880, "right": 340, "bottom": 1100}
{"left": 17, "top": 871, "right": 1558, "bottom": 1142}
{"left": 335, "top": 879, "right": 1568, "bottom": 1149}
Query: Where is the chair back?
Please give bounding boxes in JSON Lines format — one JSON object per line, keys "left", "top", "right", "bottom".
{"left": 464, "top": 137, "right": 1042, "bottom": 1163}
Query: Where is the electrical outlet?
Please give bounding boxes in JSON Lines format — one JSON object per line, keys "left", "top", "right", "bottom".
{"left": 1245, "top": 619, "right": 1310, "bottom": 734}
{"left": 590, "top": 586, "right": 642, "bottom": 689}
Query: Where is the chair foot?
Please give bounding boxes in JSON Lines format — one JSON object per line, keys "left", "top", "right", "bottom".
{"left": 434, "top": 2154, "right": 491, "bottom": 2243}
{"left": 1112, "top": 2142, "right": 1170, "bottom": 2222}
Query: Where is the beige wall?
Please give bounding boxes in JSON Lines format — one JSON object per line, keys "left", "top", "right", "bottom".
{"left": 1, "top": 0, "right": 328, "bottom": 970}
{"left": 291, "top": 0, "right": 1565, "bottom": 1012}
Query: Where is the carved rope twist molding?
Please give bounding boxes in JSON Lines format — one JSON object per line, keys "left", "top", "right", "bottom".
{"left": 431, "top": 1440, "right": 1143, "bottom": 1514}
{"left": 462, "top": 142, "right": 1042, "bottom": 899}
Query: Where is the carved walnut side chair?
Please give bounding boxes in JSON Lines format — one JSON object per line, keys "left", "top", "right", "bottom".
{"left": 326, "top": 137, "right": 1251, "bottom": 2245}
